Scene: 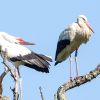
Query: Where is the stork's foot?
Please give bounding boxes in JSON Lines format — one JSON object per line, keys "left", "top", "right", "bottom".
{"left": 75, "top": 76, "right": 79, "bottom": 80}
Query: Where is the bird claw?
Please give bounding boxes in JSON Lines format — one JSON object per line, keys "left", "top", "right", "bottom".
{"left": 75, "top": 76, "right": 79, "bottom": 80}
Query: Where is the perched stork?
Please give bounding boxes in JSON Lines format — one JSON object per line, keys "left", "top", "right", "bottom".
{"left": 55, "top": 15, "right": 94, "bottom": 80}
{"left": 0, "top": 38, "right": 52, "bottom": 75}
{"left": 0, "top": 32, "right": 34, "bottom": 45}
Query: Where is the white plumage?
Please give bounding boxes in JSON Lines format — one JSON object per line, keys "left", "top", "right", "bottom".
{"left": 0, "top": 36, "right": 52, "bottom": 73}
{"left": 0, "top": 40, "right": 31, "bottom": 58}
{"left": 55, "top": 15, "right": 94, "bottom": 80}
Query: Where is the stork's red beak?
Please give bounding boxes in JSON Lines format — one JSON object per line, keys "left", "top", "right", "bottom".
{"left": 16, "top": 38, "right": 35, "bottom": 45}
{"left": 85, "top": 21, "right": 94, "bottom": 33}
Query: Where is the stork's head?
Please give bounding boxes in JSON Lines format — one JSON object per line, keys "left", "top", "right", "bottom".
{"left": 77, "top": 15, "right": 94, "bottom": 33}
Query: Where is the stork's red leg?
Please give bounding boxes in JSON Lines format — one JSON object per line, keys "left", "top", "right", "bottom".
{"left": 69, "top": 55, "right": 72, "bottom": 81}
{"left": 75, "top": 49, "right": 79, "bottom": 79}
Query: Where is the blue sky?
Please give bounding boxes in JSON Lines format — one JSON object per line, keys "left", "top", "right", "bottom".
{"left": 0, "top": 0, "right": 100, "bottom": 100}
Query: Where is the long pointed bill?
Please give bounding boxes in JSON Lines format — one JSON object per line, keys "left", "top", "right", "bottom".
{"left": 85, "top": 21, "right": 94, "bottom": 33}
{"left": 16, "top": 38, "right": 35, "bottom": 45}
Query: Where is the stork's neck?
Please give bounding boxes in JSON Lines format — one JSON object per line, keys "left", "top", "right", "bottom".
{"left": 75, "top": 21, "right": 92, "bottom": 43}
{"left": 76, "top": 20, "right": 91, "bottom": 35}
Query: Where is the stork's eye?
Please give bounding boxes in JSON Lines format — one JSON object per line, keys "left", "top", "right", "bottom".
{"left": 15, "top": 42, "right": 18, "bottom": 44}
{"left": 82, "top": 18, "right": 85, "bottom": 21}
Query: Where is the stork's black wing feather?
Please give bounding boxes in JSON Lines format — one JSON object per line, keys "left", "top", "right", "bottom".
{"left": 10, "top": 52, "right": 52, "bottom": 73}
{"left": 55, "top": 39, "right": 70, "bottom": 61}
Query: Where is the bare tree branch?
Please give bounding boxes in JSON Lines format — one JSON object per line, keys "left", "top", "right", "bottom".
{"left": 0, "top": 68, "right": 10, "bottom": 100}
{"left": 0, "top": 70, "right": 8, "bottom": 95}
{"left": 0, "top": 70, "right": 10, "bottom": 100}
{"left": 3, "top": 62, "right": 19, "bottom": 100}
{"left": 4, "top": 63, "right": 16, "bottom": 80}
{"left": 1, "top": 49, "right": 19, "bottom": 100}
{"left": 56, "top": 64, "right": 100, "bottom": 100}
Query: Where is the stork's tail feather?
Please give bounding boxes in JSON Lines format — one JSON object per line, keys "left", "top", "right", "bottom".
{"left": 55, "top": 61, "right": 59, "bottom": 66}
{"left": 24, "top": 63, "right": 49, "bottom": 73}
{"left": 22, "top": 52, "right": 52, "bottom": 73}
{"left": 36, "top": 54, "right": 53, "bottom": 62}
{"left": 55, "top": 61, "right": 62, "bottom": 66}
{"left": 10, "top": 52, "right": 52, "bottom": 73}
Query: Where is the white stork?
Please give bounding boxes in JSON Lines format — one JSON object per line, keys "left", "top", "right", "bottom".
{"left": 0, "top": 38, "right": 52, "bottom": 75}
{"left": 55, "top": 15, "right": 94, "bottom": 80}
{"left": 0, "top": 32, "right": 34, "bottom": 45}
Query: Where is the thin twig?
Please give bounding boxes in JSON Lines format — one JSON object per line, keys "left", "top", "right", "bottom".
{"left": 54, "top": 94, "right": 57, "bottom": 100}
{"left": 39, "top": 86, "right": 44, "bottom": 100}
{"left": 56, "top": 64, "right": 100, "bottom": 100}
